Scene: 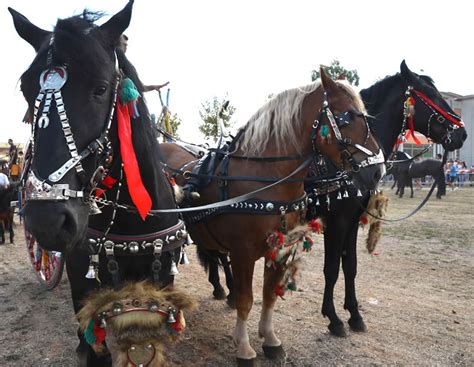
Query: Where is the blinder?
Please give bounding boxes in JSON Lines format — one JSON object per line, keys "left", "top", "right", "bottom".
{"left": 312, "top": 94, "right": 384, "bottom": 172}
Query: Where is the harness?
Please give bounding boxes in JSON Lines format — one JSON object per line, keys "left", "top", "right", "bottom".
{"left": 21, "top": 40, "right": 187, "bottom": 287}
{"left": 156, "top": 92, "right": 383, "bottom": 223}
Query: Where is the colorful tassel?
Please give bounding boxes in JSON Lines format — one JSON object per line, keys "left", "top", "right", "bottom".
{"left": 308, "top": 218, "right": 322, "bottom": 233}
{"left": 303, "top": 236, "right": 313, "bottom": 252}
{"left": 84, "top": 320, "right": 97, "bottom": 345}
{"left": 359, "top": 215, "right": 368, "bottom": 226}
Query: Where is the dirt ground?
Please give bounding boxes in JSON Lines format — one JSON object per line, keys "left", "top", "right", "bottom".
{"left": 0, "top": 186, "right": 472, "bottom": 366}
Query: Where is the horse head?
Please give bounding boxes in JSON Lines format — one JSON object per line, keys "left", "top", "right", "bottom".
{"left": 10, "top": 1, "right": 134, "bottom": 252}
{"left": 400, "top": 60, "right": 467, "bottom": 151}
{"left": 316, "top": 68, "right": 385, "bottom": 191}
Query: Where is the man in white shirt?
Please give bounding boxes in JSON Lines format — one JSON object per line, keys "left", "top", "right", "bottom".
{"left": 0, "top": 171, "right": 10, "bottom": 187}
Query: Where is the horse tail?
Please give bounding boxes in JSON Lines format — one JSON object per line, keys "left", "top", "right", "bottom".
{"left": 196, "top": 246, "right": 212, "bottom": 273}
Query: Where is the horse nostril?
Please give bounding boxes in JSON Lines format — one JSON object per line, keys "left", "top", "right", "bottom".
{"left": 373, "top": 169, "right": 382, "bottom": 183}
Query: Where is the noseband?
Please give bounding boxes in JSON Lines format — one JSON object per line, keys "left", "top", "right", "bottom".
{"left": 401, "top": 86, "right": 464, "bottom": 146}
{"left": 312, "top": 95, "right": 384, "bottom": 173}
{"left": 23, "top": 54, "right": 120, "bottom": 203}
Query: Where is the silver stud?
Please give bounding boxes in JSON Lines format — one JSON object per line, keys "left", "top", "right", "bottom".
{"left": 129, "top": 241, "right": 140, "bottom": 253}
{"left": 265, "top": 203, "right": 274, "bottom": 212}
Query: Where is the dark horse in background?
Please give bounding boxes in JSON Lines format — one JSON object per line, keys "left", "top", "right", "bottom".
{"left": 0, "top": 183, "right": 19, "bottom": 244}
{"left": 195, "top": 61, "right": 467, "bottom": 338}
{"left": 389, "top": 151, "right": 446, "bottom": 199}
{"left": 11, "top": 2, "right": 187, "bottom": 365}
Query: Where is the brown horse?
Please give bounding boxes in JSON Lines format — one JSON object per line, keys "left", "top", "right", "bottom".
{"left": 161, "top": 70, "right": 384, "bottom": 364}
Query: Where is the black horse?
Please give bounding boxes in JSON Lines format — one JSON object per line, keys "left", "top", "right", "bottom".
{"left": 11, "top": 2, "right": 185, "bottom": 365}
{"left": 201, "top": 61, "right": 467, "bottom": 336}
{"left": 390, "top": 151, "right": 446, "bottom": 199}
{"left": 0, "top": 183, "right": 18, "bottom": 244}
{"left": 305, "top": 60, "right": 466, "bottom": 337}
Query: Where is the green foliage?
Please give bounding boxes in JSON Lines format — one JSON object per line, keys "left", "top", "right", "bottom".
{"left": 168, "top": 113, "right": 182, "bottom": 139}
{"left": 198, "top": 96, "right": 236, "bottom": 142}
{"left": 311, "top": 59, "right": 360, "bottom": 86}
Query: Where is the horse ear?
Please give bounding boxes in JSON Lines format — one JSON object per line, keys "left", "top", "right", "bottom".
{"left": 8, "top": 7, "right": 50, "bottom": 52}
{"left": 400, "top": 60, "right": 416, "bottom": 82}
{"left": 319, "top": 66, "right": 338, "bottom": 94}
{"left": 98, "top": 0, "right": 134, "bottom": 47}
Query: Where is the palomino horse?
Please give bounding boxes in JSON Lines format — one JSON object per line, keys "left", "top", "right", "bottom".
{"left": 161, "top": 70, "right": 385, "bottom": 364}
{"left": 11, "top": 2, "right": 191, "bottom": 366}
{"left": 173, "top": 61, "right": 468, "bottom": 340}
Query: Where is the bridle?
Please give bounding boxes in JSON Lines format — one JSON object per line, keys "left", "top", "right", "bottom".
{"left": 22, "top": 41, "right": 120, "bottom": 203}
{"left": 312, "top": 94, "right": 384, "bottom": 173}
{"left": 399, "top": 86, "right": 464, "bottom": 147}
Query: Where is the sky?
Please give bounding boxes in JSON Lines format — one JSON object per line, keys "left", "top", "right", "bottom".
{"left": 2, "top": 0, "right": 473, "bottom": 146}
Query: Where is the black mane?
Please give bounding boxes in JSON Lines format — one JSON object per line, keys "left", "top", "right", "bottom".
{"left": 360, "top": 74, "right": 402, "bottom": 110}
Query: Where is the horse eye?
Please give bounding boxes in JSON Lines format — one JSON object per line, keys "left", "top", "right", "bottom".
{"left": 94, "top": 86, "right": 107, "bottom": 96}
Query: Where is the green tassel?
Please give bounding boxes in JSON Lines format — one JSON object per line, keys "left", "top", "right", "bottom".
{"left": 84, "top": 319, "right": 97, "bottom": 345}
{"left": 303, "top": 238, "right": 312, "bottom": 251}
{"left": 287, "top": 281, "right": 297, "bottom": 291}
{"left": 320, "top": 124, "right": 330, "bottom": 138}
{"left": 120, "top": 78, "right": 140, "bottom": 103}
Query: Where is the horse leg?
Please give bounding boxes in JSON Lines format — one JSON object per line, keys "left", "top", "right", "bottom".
{"left": 65, "top": 249, "right": 109, "bottom": 367}
{"left": 0, "top": 221, "right": 5, "bottom": 244}
{"left": 342, "top": 222, "right": 367, "bottom": 332}
{"left": 208, "top": 251, "right": 226, "bottom": 300}
{"left": 410, "top": 180, "right": 414, "bottom": 198}
{"left": 322, "top": 218, "right": 346, "bottom": 337}
{"left": 218, "top": 253, "right": 236, "bottom": 309}
{"left": 9, "top": 215, "right": 14, "bottom": 243}
{"left": 259, "top": 264, "right": 285, "bottom": 360}
{"left": 229, "top": 251, "right": 257, "bottom": 364}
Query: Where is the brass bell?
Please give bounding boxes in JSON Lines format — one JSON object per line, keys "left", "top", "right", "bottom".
{"left": 180, "top": 250, "right": 190, "bottom": 265}
{"left": 186, "top": 234, "right": 193, "bottom": 245}
{"left": 190, "top": 191, "right": 200, "bottom": 200}
{"left": 343, "top": 190, "right": 349, "bottom": 198}
{"left": 315, "top": 198, "right": 320, "bottom": 206}
{"left": 336, "top": 191, "right": 342, "bottom": 200}
{"left": 169, "top": 260, "right": 179, "bottom": 276}
{"left": 357, "top": 189, "right": 363, "bottom": 197}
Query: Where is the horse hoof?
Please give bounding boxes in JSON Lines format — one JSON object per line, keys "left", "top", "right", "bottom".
{"left": 328, "top": 322, "right": 347, "bottom": 337}
{"left": 348, "top": 317, "right": 367, "bottom": 332}
{"left": 236, "top": 357, "right": 256, "bottom": 367}
{"left": 212, "top": 286, "right": 226, "bottom": 300}
{"left": 262, "top": 344, "right": 285, "bottom": 360}
{"left": 226, "top": 293, "right": 236, "bottom": 309}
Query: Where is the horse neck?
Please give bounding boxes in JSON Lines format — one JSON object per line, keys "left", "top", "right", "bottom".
{"left": 360, "top": 76, "right": 406, "bottom": 156}
{"left": 89, "top": 113, "right": 178, "bottom": 234}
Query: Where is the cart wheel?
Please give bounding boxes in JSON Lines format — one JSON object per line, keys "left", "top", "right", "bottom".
{"left": 25, "top": 225, "right": 64, "bottom": 290}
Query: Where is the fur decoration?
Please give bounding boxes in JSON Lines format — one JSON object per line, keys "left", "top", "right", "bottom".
{"left": 77, "top": 281, "right": 197, "bottom": 366}
{"left": 360, "top": 192, "right": 389, "bottom": 253}
{"left": 266, "top": 218, "right": 323, "bottom": 297}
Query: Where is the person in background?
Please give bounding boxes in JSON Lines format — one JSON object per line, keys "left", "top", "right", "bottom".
{"left": 458, "top": 161, "right": 467, "bottom": 187}
{"left": 0, "top": 168, "right": 10, "bottom": 188}
{"left": 117, "top": 34, "right": 169, "bottom": 93}
{"left": 448, "top": 159, "right": 458, "bottom": 190}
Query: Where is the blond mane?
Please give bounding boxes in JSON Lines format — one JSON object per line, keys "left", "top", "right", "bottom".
{"left": 236, "top": 80, "right": 365, "bottom": 156}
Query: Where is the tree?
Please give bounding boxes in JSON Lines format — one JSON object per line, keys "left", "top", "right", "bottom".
{"left": 311, "top": 59, "right": 360, "bottom": 86}
{"left": 198, "top": 96, "right": 236, "bottom": 142}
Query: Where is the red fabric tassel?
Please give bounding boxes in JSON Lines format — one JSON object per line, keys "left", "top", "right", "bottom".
{"left": 93, "top": 322, "right": 106, "bottom": 345}
{"left": 308, "top": 219, "right": 322, "bottom": 233}
{"left": 406, "top": 117, "right": 421, "bottom": 145}
{"left": 359, "top": 215, "right": 368, "bottom": 225}
{"left": 117, "top": 100, "right": 152, "bottom": 220}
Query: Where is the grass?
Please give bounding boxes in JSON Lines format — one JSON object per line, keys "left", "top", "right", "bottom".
{"left": 380, "top": 185, "right": 474, "bottom": 248}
